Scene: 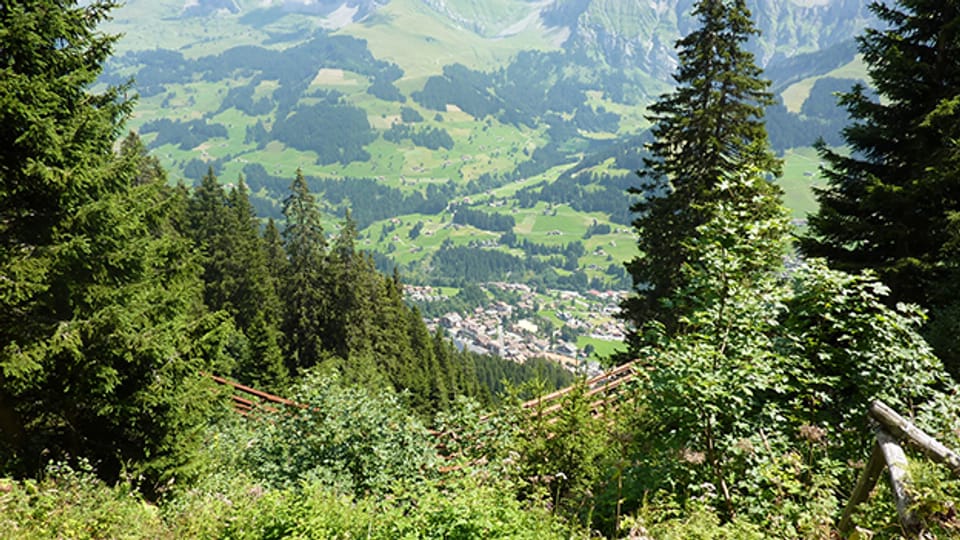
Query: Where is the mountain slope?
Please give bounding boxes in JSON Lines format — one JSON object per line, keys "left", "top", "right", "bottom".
{"left": 99, "top": 0, "right": 875, "bottom": 291}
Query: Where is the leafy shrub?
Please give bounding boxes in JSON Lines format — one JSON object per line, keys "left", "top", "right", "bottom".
{"left": 242, "top": 371, "right": 438, "bottom": 494}
{"left": 614, "top": 172, "right": 956, "bottom": 535}
{"left": 516, "top": 382, "right": 607, "bottom": 522}
{"left": 0, "top": 460, "right": 164, "bottom": 539}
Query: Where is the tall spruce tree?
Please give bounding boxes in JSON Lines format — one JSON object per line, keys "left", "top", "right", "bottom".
{"left": 227, "top": 178, "right": 287, "bottom": 388}
{"left": 799, "top": 0, "right": 960, "bottom": 372}
{"left": 0, "top": 0, "right": 230, "bottom": 488}
{"left": 188, "top": 169, "right": 231, "bottom": 311}
{"left": 281, "top": 169, "right": 328, "bottom": 373}
{"left": 923, "top": 96, "right": 960, "bottom": 369}
{"left": 186, "top": 171, "right": 287, "bottom": 389}
{"left": 621, "top": 0, "right": 782, "bottom": 349}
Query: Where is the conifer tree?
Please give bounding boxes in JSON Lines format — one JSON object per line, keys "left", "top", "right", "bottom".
{"left": 621, "top": 0, "right": 782, "bottom": 347}
{"left": 188, "top": 169, "right": 231, "bottom": 311}
{"left": 281, "top": 169, "right": 328, "bottom": 373}
{"left": 226, "top": 179, "right": 280, "bottom": 328}
{"left": 799, "top": 0, "right": 960, "bottom": 371}
{"left": 325, "top": 209, "right": 366, "bottom": 362}
{"left": 0, "top": 0, "right": 229, "bottom": 488}
{"left": 226, "top": 178, "right": 287, "bottom": 388}
{"left": 119, "top": 131, "right": 167, "bottom": 186}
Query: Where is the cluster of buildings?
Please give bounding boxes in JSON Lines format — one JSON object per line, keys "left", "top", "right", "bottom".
{"left": 405, "top": 283, "right": 627, "bottom": 372}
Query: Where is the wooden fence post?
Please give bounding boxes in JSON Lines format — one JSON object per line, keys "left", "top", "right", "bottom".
{"left": 839, "top": 441, "right": 885, "bottom": 535}
{"left": 876, "top": 427, "right": 920, "bottom": 534}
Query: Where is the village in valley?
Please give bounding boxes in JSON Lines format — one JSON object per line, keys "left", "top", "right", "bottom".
{"left": 405, "top": 282, "right": 627, "bottom": 375}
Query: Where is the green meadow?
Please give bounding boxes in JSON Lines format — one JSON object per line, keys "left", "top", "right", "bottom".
{"left": 778, "top": 146, "right": 825, "bottom": 222}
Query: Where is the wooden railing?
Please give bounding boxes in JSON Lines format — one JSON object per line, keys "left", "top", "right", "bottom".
{"left": 516, "top": 359, "right": 639, "bottom": 425}
{"left": 839, "top": 400, "right": 960, "bottom": 537}
{"left": 207, "top": 373, "right": 298, "bottom": 415}
{"left": 211, "top": 359, "right": 641, "bottom": 419}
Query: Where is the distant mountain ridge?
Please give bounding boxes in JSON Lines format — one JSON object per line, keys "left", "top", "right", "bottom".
{"left": 166, "top": 0, "right": 872, "bottom": 80}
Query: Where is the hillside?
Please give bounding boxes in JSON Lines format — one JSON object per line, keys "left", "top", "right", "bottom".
{"left": 98, "top": 0, "right": 874, "bottom": 295}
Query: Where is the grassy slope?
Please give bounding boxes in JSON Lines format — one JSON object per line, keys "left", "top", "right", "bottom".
{"left": 780, "top": 54, "right": 869, "bottom": 112}
{"left": 339, "top": 0, "right": 562, "bottom": 83}
{"left": 778, "top": 147, "right": 824, "bottom": 222}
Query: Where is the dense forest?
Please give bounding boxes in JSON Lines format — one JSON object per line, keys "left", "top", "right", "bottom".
{"left": 3, "top": 0, "right": 960, "bottom": 538}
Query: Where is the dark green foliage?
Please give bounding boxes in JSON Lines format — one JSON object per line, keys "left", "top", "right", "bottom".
{"left": 139, "top": 118, "right": 228, "bottom": 151}
{"left": 451, "top": 206, "right": 516, "bottom": 232}
{"left": 366, "top": 76, "right": 404, "bottom": 101}
{"left": 400, "top": 106, "right": 424, "bottom": 122}
{"left": 572, "top": 105, "right": 620, "bottom": 132}
{"left": 764, "top": 39, "right": 859, "bottom": 90}
{"left": 763, "top": 77, "right": 870, "bottom": 151}
{"left": 120, "top": 131, "right": 168, "bottom": 186}
{"left": 185, "top": 171, "right": 287, "bottom": 390}
{"left": 472, "top": 356, "right": 575, "bottom": 401}
{"left": 408, "top": 220, "right": 424, "bottom": 239}
{"left": 425, "top": 243, "right": 595, "bottom": 290}
{"left": 183, "top": 158, "right": 221, "bottom": 181}
{"left": 243, "top": 119, "right": 270, "bottom": 148}
{"left": 0, "top": 0, "right": 129, "bottom": 250}
{"left": 413, "top": 63, "right": 504, "bottom": 118}
{"left": 765, "top": 98, "right": 847, "bottom": 150}
{"left": 218, "top": 84, "right": 273, "bottom": 116}
{"left": 622, "top": 0, "right": 782, "bottom": 342}
{"left": 432, "top": 245, "right": 535, "bottom": 283}
{"left": 518, "top": 383, "right": 606, "bottom": 523}
{"left": 583, "top": 221, "right": 611, "bottom": 239}
{"left": 275, "top": 176, "right": 484, "bottom": 415}
{"left": 272, "top": 101, "right": 375, "bottom": 165}
{"left": 514, "top": 140, "right": 643, "bottom": 226}
{"left": 382, "top": 123, "right": 454, "bottom": 150}
{"left": 0, "top": 0, "right": 231, "bottom": 489}
{"left": 242, "top": 164, "right": 452, "bottom": 229}
{"left": 409, "top": 52, "right": 619, "bottom": 131}
{"left": 800, "top": 77, "right": 868, "bottom": 118}
{"left": 800, "top": 0, "right": 960, "bottom": 374}
{"left": 281, "top": 169, "right": 328, "bottom": 373}
{"left": 262, "top": 217, "right": 288, "bottom": 286}
{"left": 0, "top": 175, "right": 231, "bottom": 488}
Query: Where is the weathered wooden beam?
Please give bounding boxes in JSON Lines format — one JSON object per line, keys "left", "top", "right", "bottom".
{"left": 520, "top": 360, "right": 638, "bottom": 409}
{"left": 870, "top": 400, "right": 960, "bottom": 478}
{"left": 209, "top": 373, "right": 299, "bottom": 407}
{"left": 877, "top": 427, "right": 920, "bottom": 535}
{"left": 839, "top": 440, "right": 885, "bottom": 535}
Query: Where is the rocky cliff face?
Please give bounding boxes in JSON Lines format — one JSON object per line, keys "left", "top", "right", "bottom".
{"left": 543, "top": 0, "right": 873, "bottom": 79}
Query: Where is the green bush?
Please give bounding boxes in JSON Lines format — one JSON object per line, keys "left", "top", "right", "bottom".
{"left": 0, "top": 460, "right": 164, "bottom": 539}
{"left": 242, "top": 371, "right": 438, "bottom": 494}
